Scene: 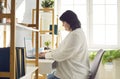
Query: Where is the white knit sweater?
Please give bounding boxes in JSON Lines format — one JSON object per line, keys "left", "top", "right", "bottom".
{"left": 45, "top": 28, "right": 90, "bottom": 79}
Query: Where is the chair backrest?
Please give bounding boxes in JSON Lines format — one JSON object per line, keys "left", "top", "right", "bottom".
{"left": 89, "top": 49, "right": 105, "bottom": 79}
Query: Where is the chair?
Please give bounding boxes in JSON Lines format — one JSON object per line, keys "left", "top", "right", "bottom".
{"left": 89, "top": 49, "right": 105, "bottom": 79}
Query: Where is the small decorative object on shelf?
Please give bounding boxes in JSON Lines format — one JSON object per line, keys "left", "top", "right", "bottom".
{"left": 49, "top": 24, "right": 58, "bottom": 35}
{"left": 44, "top": 40, "right": 51, "bottom": 50}
{"left": 41, "top": 0, "right": 54, "bottom": 8}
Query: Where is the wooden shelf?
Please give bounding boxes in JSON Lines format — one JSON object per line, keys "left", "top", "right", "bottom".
{"left": 32, "top": 8, "right": 55, "bottom": 48}
{"left": 18, "top": 23, "right": 37, "bottom": 27}
{"left": 16, "top": 23, "right": 39, "bottom": 32}
{"left": 0, "top": 23, "right": 40, "bottom": 32}
{"left": 0, "top": 14, "right": 11, "bottom": 18}
{"left": 0, "top": 23, "right": 10, "bottom": 25}
{"left": 0, "top": 72, "right": 10, "bottom": 77}
{"left": 0, "top": 0, "right": 40, "bottom": 79}
{"left": 33, "top": 8, "right": 54, "bottom": 12}
{"left": 39, "top": 30, "right": 52, "bottom": 34}
{"left": 40, "top": 30, "right": 52, "bottom": 32}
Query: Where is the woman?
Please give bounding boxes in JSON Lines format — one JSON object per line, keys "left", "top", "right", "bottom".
{"left": 39, "top": 10, "right": 90, "bottom": 79}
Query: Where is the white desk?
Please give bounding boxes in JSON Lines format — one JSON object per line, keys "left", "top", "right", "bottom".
{"left": 26, "top": 59, "right": 55, "bottom": 74}
{"left": 38, "top": 59, "right": 55, "bottom": 74}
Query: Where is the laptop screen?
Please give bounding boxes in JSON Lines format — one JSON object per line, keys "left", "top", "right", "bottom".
{"left": 24, "top": 37, "right": 45, "bottom": 59}
{"left": 24, "top": 38, "right": 35, "bottom": 58}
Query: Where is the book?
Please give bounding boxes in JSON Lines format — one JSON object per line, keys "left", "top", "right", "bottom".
{"left": 16, "top": 47, "right": 26, "bottom": 78}
{"left": 49, "top": 24, "right": 58, "bottom": 35}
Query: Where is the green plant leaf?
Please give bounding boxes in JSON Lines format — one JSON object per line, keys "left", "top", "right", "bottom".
{"left": 41, "top": 0, "right": 54, "bottom": 8}
{"left": 89, "top": 49, "right": 120, "bottom": 64}
{"left": 44, "top": 41, "right": 51, "bottom": 47}
{"left": 89, "top": 51, "right": 97, "bottom": 61}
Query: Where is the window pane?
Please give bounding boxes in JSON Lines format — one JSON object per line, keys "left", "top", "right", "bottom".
{"left": 60, "top": 0, "right": 88, "bottom": 43}
{"left": 106, "top": 0, "right": 117, "bottom": 4}
{"left": 74, "top": 0, "right": 86, "bottom": 4}
{"left": 61, "top": 0, "right": 73, "bottom": 5}
{"left": 106, "top": 5, "right": 117, "bottom": 24}
{"left": 106, "top": 25, "right": 117, "bottom": 45}
{"left": 93, "top": 5, "right": 105, "bottom": 24}
{"left": 74, "top": 5, "right": 87, "bottom": 24}
{"left": 93, "top": 0, "right": 105, "bottom": 4}
{"left": 82, "top": 25, "right": 87, "bottom": 38}
{"left": 61, "top": 5, "right": 73, "bottom": 12}
{"left": 93, "top": 25, "right": 105, "bottom": 44}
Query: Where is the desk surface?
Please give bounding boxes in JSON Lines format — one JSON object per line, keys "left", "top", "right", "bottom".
{"left": 26, "top": 59, "right": 55, "bottom": 74}
{"left": 26, "top": 58, "right": 54, "bottom": 63}
{"left": 39, "top": 59, "right": 54, "bottom": 63}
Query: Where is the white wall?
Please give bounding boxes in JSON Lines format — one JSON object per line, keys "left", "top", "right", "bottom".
{"left": 8, "top": 0, "right": 42, "bottom": 23}
{"left": 16, "top": 26, "right": 32, "bottom": 47}
{"left": 15, "top": 0, "right": 36, "bottom": 23}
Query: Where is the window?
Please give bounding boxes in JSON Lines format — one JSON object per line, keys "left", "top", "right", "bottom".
{"left": 58, "top": 0, "right": 120, "bottom": 49}
{"left": 90, "top": 0, "right": 118, "bottom": 49}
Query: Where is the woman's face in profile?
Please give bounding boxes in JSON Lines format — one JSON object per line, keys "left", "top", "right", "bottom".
{"left": 62, "top": 21, "right": 71, "bottom": 31}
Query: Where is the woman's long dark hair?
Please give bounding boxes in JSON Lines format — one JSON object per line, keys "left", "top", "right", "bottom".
{"left": 60, "top": 10, "right": 81, "bottom": 30}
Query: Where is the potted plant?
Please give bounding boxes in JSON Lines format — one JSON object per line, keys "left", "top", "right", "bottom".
{"left": 89, "top": 49, "right": 120, "bottom": 79}
{"left": 104, "top": 49, "right": 120, "bottom": 79}
{"left": 89, "top": 49, "right": 120, "bottom": 64}
{"left": 101, "top": 49, "right": 120, "bottom": 64}
{"left": 44, "top": 40, "right": 51, "bottom": 50}
{"left": 41, "top": 0, "right": 54, "bottom": 8}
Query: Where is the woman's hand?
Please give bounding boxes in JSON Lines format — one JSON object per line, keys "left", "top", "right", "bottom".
{"left": 39, "top": 52, "right": 46, "bottom": 58}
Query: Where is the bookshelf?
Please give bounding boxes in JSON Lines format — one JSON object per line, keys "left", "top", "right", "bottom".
{"left": 40, "top": 8, "right": 55, "bottom": 49}
{"left": 0, "top": 0, "right": 40, "bottom": 79}
{"left": 0, "top": 0, "right": 16, "bottom": 79}
{"left": 32, "top": 8, "right": 59, "bottom": 49}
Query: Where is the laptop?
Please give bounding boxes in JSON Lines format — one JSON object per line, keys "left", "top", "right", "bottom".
{"left": 24, "top": 37, "right": 45, "bottom": 59}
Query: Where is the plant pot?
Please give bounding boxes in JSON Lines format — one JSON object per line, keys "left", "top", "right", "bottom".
{"left": 113, "top": 58, "right": 120, "bottom": 79}
{"left": 104, "top": 62, "right": 114, "bottom": 79}
{"left": 44, "top": 47, "right": 50, "bottom": 50}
